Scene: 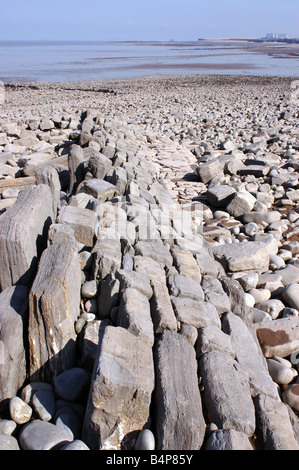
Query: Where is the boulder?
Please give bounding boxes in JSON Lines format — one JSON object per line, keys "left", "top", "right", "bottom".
{"left": 82, "top": 326, "right": 154, "bottom": 450}
{"left": 0, "top": 185, "right": 54, "bottom": 290}
{"left": 254, "top": 317, "right": 299, "bottom": 358}
{"left": 0, "top": 286, "right": 29, "bottom": 407}
{"left": 154, "top": 330, "right": 206, "bottom": 450}
{"left": 198, "top": 351, "right": 256, "bottom": 436}
{"left": 28, "top": 243, "right": 81, "bottom": 383}
{"left": 213, "top": 241, "right": 269, "bottom": 273}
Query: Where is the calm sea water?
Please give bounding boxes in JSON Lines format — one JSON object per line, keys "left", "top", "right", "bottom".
{"left": 0, "top": 40, "right": 298, "bottom": 83}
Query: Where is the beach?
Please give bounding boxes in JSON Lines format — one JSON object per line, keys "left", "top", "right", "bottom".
{"left": 0, "top": 73, "right": 298, "bottom": 451}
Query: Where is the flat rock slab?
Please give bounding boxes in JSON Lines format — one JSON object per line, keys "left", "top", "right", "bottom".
{"left": 254, "top": 394, "right": 299, "bottom": 450}
{"left": 19, "top": 420, "right": 73, "bottom": 450}
{"left": 0, "top": 286, "right": 29, "bottom": 405}
{"left": 167, "top": 274, "right": 204, "bottom": 301}
{"left": 198, "top": 351, "right": 256, "bottom": 437}
{"left": 206, "top": 184, "right": 236, "bottom": 207}
{"left": 117, "top": 287, "right": 154, "bottom": 347}
{"left": 0, "top": 184, "right": 54, "bottom": 290}
{"left": 213, "top": 241, "right": 269, "bottom": 273}
{"left": 92, "top": 238, "right": 122, "bottom": 281}
{"left": 154, "top": 330, "right": 206, "bottom": 450}
{"left": 77, "top": 179, "right": 118, "bottom": 202}
{"left": 58, "top": 205, "right": 97, "bottom": 247}
{"left": 82, "top": 326, "right": 154, "bottom": 450}
{"left": 204, "top": 429, "right": 253, "bottom": 450}
{"left": 170, "top": 296, "right": 221, "bottom": 329}
{"left": 28, "top": 243, "right": 81, "bottom": 383}
{"left": 150, "top": 279, "right": 178, "bottom": 333}
{"left": 222, "top": 312, "right": 279, "bottom": 399}
{"left": 254, "top": 317, "right": 299, "bottom": 358}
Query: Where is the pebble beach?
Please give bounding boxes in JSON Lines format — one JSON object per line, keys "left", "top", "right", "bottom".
{"left": 0, "top": 73, "right": 298, "bottom": 451}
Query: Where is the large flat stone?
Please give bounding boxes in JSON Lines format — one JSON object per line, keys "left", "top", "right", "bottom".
{"left": 0, "top": 185, "right": 54, "bottom": 290}
{"left": 154, "top": 330, "right": 206, "bottom": 450}
{"left": 28, "top": 243, "right": 81, "bottom": 383}
{"left": 254, "top": 394, "right": 299, "bottom": 450}
{"left": 77, "top": 178, "right": 118, "bottom": 202}
{"left": 213, "top": 241, "right": 269, "bottom": 273}
{"left": 198, "top": 351, "right": 256, "bottom": 436}
{"left": 0, "top": 286, "right": 29, "bottom": 406}
{"left": 254, "top": 317, "right": 299, "bottom": 358}
{"left": 170, "top": 296, "right": 221, "bottom": 329}
{"left": 82, "top": 326, "right": 154, "bottom": 450}
{"left": 58, "top": 205, "right": 97, "bottom": 247}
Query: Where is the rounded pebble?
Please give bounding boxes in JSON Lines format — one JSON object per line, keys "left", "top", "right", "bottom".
{"left": 54, "top": 368, "right": 90, "bottom": 402}
{"left": 9, "top": 397, "right": 32, "bottom": 425}
{"left": 81, "top": 280, "right": 98, "bottom": 299}
{"left": 267, "top": 358, "right": 295, "bottom": 385}
{"left": 282, "top": 384, "right": 299, "bottom": 412}
{"left": 0, "top": 433, "right": 20, "bottom": 450}
{"left": 135, "top": 429, "right": 155, "bottom": 450}
{"left": 60, "top": 439, "right": 90, "bottom": 450}
{"left": 19, "top": 420, "right": 73, "bottom": 450}
{"left": 0, "top": 419, "right": 17, "bottom": 435}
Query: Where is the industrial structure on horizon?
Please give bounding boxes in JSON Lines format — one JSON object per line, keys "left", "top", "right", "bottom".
{"left": 265, "top": 33, "right": 288, "bottom": 39}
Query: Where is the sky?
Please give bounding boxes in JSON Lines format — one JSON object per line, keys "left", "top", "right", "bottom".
{"left": 0, "top": 0, "right": 298, "bottom": 42}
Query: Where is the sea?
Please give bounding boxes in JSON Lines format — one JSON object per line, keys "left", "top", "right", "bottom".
{"left": 0, "top": 39, "right": 298, "bottom": 83}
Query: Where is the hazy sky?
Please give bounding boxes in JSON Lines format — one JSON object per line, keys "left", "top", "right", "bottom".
{"left": 1, "top": 0, "right": 298, "bottom": 41}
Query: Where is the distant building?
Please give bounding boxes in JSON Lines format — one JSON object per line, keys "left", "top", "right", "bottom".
{"left": 266, "top": 33, "right": 288, "bottom": 39}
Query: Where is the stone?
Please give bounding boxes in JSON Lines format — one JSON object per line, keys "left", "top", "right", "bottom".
{"left": 60, "top": 440, "right": 90, "bottom": 450}
{"left": 254, "top": 317, "right": 299, "bottom": 357}
{"left": 0, "top": 434, "right": 20, "bottom": 450}
{"left": 32, "top": 389, "right": 56, "bottom": 422}
{"left": 254, "top": 394, "right": 299, "bottom": 450}
{"left": 0, "top": 185, "right": 54, "bottom": 290}
{"left": 213, "top": 241, "right": 269, "bottom": 273}
{"left": 150, "top": 279, "right": 178, "bottom": 333}
{"left": 283, "top": 283, "right": 299, "bottom": 310}
{"left": 196, "top": 158, "right": 224, "bottom": 184}
{"left": 116, "top": 269, "right": 153, "bottom": 299}
{"left": 35, "top": 166, "right": 61, "bottom": 215}
{"left": 266, "top": 359, "right": 295, "bottom": 385}
{"left": 135, "top": 429, "right": 155, "bottom": 451}
{"left": 171, "top": 246, "right": 201, "bottom": 282}
{"left": 170, "top": 296, "right": 221, "bottom": 329}
{"left": 92, "top": 238, "right": 122, "bottom": 281}
{"left": 28, "top": 243, "right": 81, "bottom": 383}
{"left": 19, "top": 420, "right": 73, "bottom": 450}
{"left": 134, "top": 240, "right": 173, "bottom": 267}
{"left": 243, "top": 211, "right": 282, "bottom": 225}
{"left": 81, "top": 280, "right": 98, "bottom": 299}
{"left": 39, "top": 118, "right": 54, "bottom": 131}
{"left": 167, "top": 274, "right": 204, "bottom": 301}
{"left": 77, "top": 178, "right": 118, "bottom": 202}
{"left": 255, "top": 299, "right": 285, "bottom": 320}
{"left": 222, "top": 312, "right": 279, "bottom": 399}
{"left": 282, "top": 384, "right": 299, "bottom": 413}
{"left": 154, "top": 330, "right": 206, "bottom": 450}
{"left": 206, "top": 184, "right": 236, "bottom": 207}
{"left": 58, "top": 205, "right": 97, "bottom": 247}
{"left": 199, "top": 351, "right": 256, "bottom": 436}
{"left": 55, "top": 368, "right": 90, "bottom": 402}
{"left": 117, "top": 287, "right": 154, "bottom": 347}
{"left": 278, "top": 265, "right": 299, "bottom": 286}
{"left": 196, "top": 325, "right": 235, "bottom": 358}
{"left": 204, "top": 429, "right": 253, "bottom": 450}
{"left": 0, "top": 286, "right": 29, "bottom": 406}
{"left": 67, "top": 144, "right": 85, "bottom": 194}
{"left": 87, "top": 152, "right": 113, "bottom": 180}
{"left": 201, "top": 275, "right": 231, "bottom": 314}
{"left": 0, "top": 419, "right": 17, "bottom": 435}
{"left": 82, "top": 326, "right": 154, "bottom": 450}
{"left": 9, "top": 397, "right": 32, "bottom": 424}
{"left": 239, "top": 272, "right": 259, "bottom": 292}
{"left": 195, "top": 247, "right": 222, "bottom": 277}
{"left": 20, "top": 382, "right": 54, "bottom": 405}
{"left": 226, "top": 190, "right": 256, "bottom": 217}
